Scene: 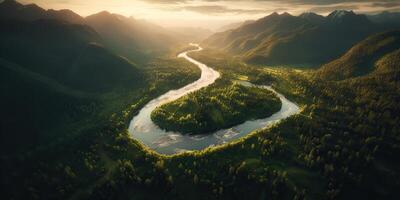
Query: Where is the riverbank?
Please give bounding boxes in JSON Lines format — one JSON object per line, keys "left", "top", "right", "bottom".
{"left": 128, "top": 44, "right": 300, "bottom": 155}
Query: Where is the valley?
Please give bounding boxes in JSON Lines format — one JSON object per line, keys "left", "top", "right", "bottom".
{"left": 1, "top": 0, "right": 400, "bottom": 200}
{"left": 130, "top": 45, "right": 298, "bottom": 154}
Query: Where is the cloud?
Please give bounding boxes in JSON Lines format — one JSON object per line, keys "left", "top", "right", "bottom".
{"left": 140, "top": 0, "right": 400, "bottom": 5}
{"left": 180, "top": 5, "right": 268, "bottom": 15}
{"left": 140, "top": 0, "right": 187, "bottom": 4}
{"left": 138, "top": 0, "right": 400, "bottom": 16}
{"left": 308, "top": 4, "right": 360, "bottom": 13}
{"left": 274, "top": 0, "right": 389, "bottom": 5}
{"left": 372, "top": 1, "right": 400, "bottom": 8}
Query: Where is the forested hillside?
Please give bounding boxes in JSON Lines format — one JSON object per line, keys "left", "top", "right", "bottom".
{"left": 0, "top": 19, "right": 142, "bottom": 92}
{"left": 75, "top": 37, "right": 400, "bottom": 199}
{"left": 0, "top": 17, "right": 143, "bottom": 155}
{"left": 0, "top": 37, "right": 201, "bottom": 200}
{"left": 0, "top": 1, "right": 201, "bottom": 191}
{"left": 1, "top": 0, "right": 400, "bottom": 199}
{"left": 318, "top": 30, "right": 400, "bottom": 80}
{"left": 204, "top": 10, "right": 399, "bottom": 66}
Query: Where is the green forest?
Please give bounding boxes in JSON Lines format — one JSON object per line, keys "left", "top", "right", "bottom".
{"left": 151, "top": 79, "right": 281, "bottom": 134}
{"left": 1, "top": 1, "right": 400, "bottom": 200}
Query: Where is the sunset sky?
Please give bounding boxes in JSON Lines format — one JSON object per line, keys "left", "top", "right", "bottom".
{"left": 18, "top": 0, "right": 400, "bottom": 30}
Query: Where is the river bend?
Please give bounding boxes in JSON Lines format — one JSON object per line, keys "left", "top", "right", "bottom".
{"left": 128, "top": 44, "right": 299, "bottom": 155}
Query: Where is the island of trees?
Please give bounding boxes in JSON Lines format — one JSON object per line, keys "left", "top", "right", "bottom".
{"left": 151, "top": 79, "right": 282, "bottom": 134}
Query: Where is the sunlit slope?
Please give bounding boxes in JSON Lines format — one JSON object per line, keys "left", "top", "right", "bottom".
{"left": 318, "top": 30, "right": 400, "bottom": 80}
{"left": 204, "top": 11, "right": 395, "bottom": 66}
{"left": 374, "top": 48, "right": 400, "bottom": 73}
{"left": 85, "top": 11, "right": 178, "bottom": 62}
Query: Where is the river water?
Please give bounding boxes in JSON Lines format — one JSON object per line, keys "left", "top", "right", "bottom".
{"left": 128, "top": 44, "right": 300, "bottom": 155}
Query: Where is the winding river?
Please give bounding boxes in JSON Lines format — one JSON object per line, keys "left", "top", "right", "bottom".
{"left": 128, "top": 44, "right": 300, "bottom": 155}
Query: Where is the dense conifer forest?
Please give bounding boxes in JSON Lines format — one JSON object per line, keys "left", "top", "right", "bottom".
{"left": 1, "top": 1, "right": 400, "bottom": 199}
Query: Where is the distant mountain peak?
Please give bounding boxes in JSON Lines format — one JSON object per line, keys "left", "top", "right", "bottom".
{"left": 95, "top": 10, "right": 112, "bottom": 16}
{"left": 0, "top": 0, "right": 22, "bottom": 8}
{"left": 88, "top": 11, "right": 127, "bottom": 20}
{"left": 328, "top": 10, "right": 356, "bottom": 19}
{"left": 327, "top": 10, "right": 371, "bottom": 25}
{"left": 259, "top": 11, "right": 291, "bottom": 22}
{"left": 49, "top": 8, "right": 76, "bottom": 14}
{"left": 86, "top": 11, "right": 116, "bottom": 21}
{"left": 0, "top": 0, "right": 86, "bottom": 24}
{"left": 0, "top": 0, "right": 43, "bottom": 11}
{"left": 299, "top": 12, "right": 325, "bottom": 23}
{"left": 281, "top": 12, "right": 292, "bottom": 17}
{"left": 300, "top": 12, "right": 320, "bottom": 17}
{"left": 24, "top": 3, "right": 45, "bottom": 11}
{"left": 0, "top": 0, "right": 41, "bottom": 11}
{"left": 269, "top": 12, "right": 279, "bottom": 17}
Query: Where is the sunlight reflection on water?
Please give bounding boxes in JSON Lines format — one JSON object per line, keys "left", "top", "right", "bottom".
{"left": 128, "top": 44, "right": 300, "bottom": 155}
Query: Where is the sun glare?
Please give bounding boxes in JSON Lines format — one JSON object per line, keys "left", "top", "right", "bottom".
{"left": 18, "top": 0, "right": 399, "bottom": 30}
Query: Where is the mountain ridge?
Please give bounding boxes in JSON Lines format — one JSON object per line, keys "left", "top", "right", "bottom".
{"left": 203, "top": 10, "right": 399, "bottom": 66}
{"left": 0, "top": 0, "right": 85, "bottom": 24}
{"left": 0, "top": 0, "right": 183, "bottom": 62}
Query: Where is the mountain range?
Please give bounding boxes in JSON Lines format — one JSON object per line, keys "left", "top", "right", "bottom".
{"left": 0, "top": 0, "right": 190, "bottom": 62}
{"left": 0, "top": 0, "right": 84, "bottom": 23}
{"left": 1, "top": 1, "right": 400, "bottom": 199}
{"left": 0, "top": 0, "right": 149, "bottom": 154}
{"left": 204, "top": 10, "right": 400, "bottom": 66}
{"left": 1, "top": 0, "right": 399, "bottom": 153}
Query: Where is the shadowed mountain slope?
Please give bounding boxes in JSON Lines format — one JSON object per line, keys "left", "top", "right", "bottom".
{"left": 368, "top": 11, "right": 400, "bottom": 28}
{"left": 0, "top": 17, "right": 144, "bottom": 155}
{"left": 0, "top": 19, "right": 141, "bottom": 92}
{"left": 0, "top": 0, "right": 183, "bottom": 63}
{"left": 0, "top": 60, "right": 96, "bottom": 154}
{"left": 0, "top": 0, "right": 85, "bottom": 24}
